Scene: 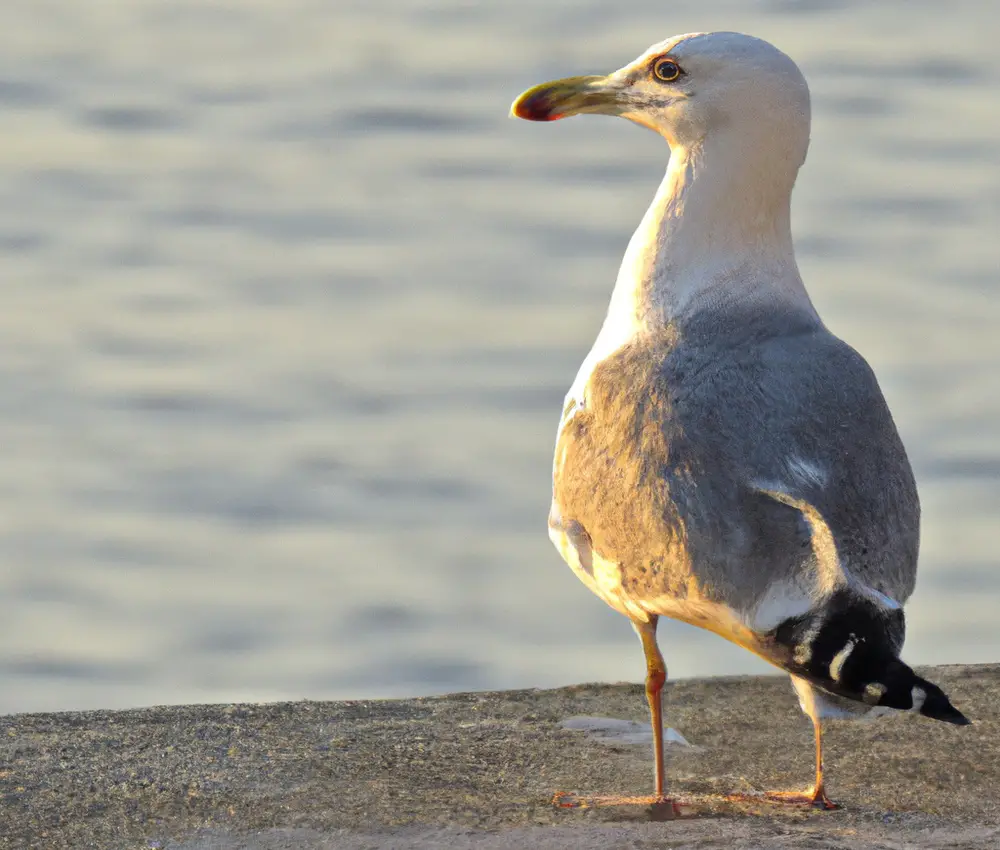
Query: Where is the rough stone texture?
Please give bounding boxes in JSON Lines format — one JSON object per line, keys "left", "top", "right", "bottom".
{"left": 1, "top": 664, "right": 997, "bottom": 849}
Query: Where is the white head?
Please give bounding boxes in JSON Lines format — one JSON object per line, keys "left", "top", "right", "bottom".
{"left": 513, "top": 33, "right": 818, "bottom": 328}
{"left": 512, "top": 31, "right": 811, "bottom": 175}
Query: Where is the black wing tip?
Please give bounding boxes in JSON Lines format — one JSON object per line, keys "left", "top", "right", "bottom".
{"left": 925, "top": 704, "right": 972, "bottom": 726}
{"left": 919, "top": 685, "right": 971, "bottom": 725}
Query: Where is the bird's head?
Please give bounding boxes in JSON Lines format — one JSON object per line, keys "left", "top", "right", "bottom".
{"left": 511, "top": 31, "right": 810, "bottom": 166}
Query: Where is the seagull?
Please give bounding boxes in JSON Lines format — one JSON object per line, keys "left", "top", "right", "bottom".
{"left": 511, "top": 31, "right": 969, "bottom": 810}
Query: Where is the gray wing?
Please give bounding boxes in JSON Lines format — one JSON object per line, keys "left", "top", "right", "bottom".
{"left": 551, "top": 312, "right": 945, "bottom": 716}
{"left": 551, "top": 315, "right": 919, "bottom": 624}
{"left": 688, "top": 323, "right": 920, "bottom": 612}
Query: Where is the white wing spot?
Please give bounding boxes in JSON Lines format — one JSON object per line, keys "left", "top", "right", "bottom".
{"left": 793, "top": 621, "right": 821, "bottom": 666}
{"left": 864, "top": 682, "right": 887, "bottom": 705}
{"left": 828, "top": 636, "right": 857, "bottom": 682}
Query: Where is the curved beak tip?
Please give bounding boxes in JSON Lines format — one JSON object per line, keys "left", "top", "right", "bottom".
{"left": 510, "top": 75, "right": 611, "bottom": 123}
{"left": 510, "top": 91, "right": 563, "bottom": 122}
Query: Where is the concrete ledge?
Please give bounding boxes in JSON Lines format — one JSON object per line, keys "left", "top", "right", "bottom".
{"left": 2, "top": 664, "right": 998, "bottom": 849}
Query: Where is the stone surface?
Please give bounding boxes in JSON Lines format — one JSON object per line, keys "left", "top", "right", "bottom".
{"left": 1, "top": 664, "right": 997, "bottom": 849}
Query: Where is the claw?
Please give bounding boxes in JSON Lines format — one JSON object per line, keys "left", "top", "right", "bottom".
{"left": 764, "top": 788, "right": 839, "bottom": 810}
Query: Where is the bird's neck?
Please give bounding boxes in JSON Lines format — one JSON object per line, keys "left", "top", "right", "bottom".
{"left": 596, "top": 136, "right": 817, "bottom": 352}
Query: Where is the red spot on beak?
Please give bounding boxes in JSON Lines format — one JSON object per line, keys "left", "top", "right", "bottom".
{"left": 512, "top": 92, "right": 565, "bottom": 122}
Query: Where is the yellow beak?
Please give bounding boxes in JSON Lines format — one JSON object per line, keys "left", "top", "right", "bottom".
{"left": 510, "top": 75, "right": 623, "bottom": 122}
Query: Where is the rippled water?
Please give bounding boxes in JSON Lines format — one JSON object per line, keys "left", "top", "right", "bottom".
{"left": 0, "top": 0, "right": 997, "bottom": 713}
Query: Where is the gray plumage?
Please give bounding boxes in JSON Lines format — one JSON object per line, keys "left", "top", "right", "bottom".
{"left": 547, "top": 299, "right": 946, "bottom": 715}
{"left": 551, "top": 302, "right": 918, "bottom": 618}
{"left": 514, "top": 29, "right": 967, "bottom": 806}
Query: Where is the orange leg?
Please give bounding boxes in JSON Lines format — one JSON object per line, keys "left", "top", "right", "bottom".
{"left": 550, "top": 617, "right": 680, "bottom": 817}
{"left": 633, "top": 616, "right": 668, "bottom": 802}
{"left": 765, "top": 684, "right": 837, "bottom": 809}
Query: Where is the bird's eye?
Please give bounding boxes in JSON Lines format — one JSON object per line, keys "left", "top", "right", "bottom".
{"left": 653, "top": 59, "right": 682, "bottom": 82}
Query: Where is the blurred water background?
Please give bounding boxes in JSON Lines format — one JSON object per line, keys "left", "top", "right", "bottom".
{"left": 0, "top": 0, "right": 996, "bottom": 714}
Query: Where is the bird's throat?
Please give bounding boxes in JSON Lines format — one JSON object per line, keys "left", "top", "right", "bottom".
{"left": 602, "top": 137, "right": 812, "bottom": 347}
